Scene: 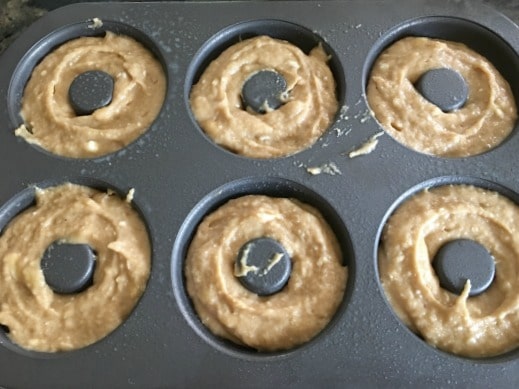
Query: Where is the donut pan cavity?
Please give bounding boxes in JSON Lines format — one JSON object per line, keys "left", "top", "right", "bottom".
{"left": 1, "top": 1, "right": 519, "bottom": 387}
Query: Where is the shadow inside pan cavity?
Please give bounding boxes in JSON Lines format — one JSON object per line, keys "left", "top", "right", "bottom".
{"left": 184, "top": 19, "right": 346, "bottom": 159}
{"left": 362, "top": 16, "right": 519, "bottom": 157}
{"left": 7, "top": 19, "right": 168, "bottom": 160}
{"left": 171, "top": 176, "right": 355, "bottom": 360}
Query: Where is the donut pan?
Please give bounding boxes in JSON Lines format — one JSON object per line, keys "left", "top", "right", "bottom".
{"left": 1, "top": 0, "right": 519, "bottom": 387}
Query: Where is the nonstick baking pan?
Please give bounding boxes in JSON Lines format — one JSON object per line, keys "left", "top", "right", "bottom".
{"left": 1, "top": 1, "right": 519, "bottom": 387}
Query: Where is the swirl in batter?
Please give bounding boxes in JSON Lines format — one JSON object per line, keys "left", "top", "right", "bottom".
{"left": 185, "top": 195, "right": 347, "bottom": 351}
{"left": 367, "top": 37, "right": 517, "bottom": 157}
{"left": 379, "top": 185, "right": 519, "bottom": 357}
{"left": 16, "top": 32, "right": 166, "bottom": 158}
{"left": 190, "top": 36, "right": 338, "bottom": 158}
{"left": 0, "top": 183, "right": 150, "bottom": 352}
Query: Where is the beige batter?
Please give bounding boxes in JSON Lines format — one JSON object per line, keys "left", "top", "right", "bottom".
{"left": 16, "top": 32, "right": 166, "bottom": 158}
{"left": 367, "top": 37, "right": 517, "bottom": 157}
{"left": 379, "top": 185, "right": 519, "bottom": 357}
{"left": 185, "top": 195, "right": 347, "bottom": 351}
{"left": 190, "top": 36, "right": 338, "bottom": 159}
{"left": 0, "top": 183, "right": 150, "bottom": 352}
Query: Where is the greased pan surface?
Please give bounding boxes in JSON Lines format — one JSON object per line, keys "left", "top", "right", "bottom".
{"left": 1, "top": 1, "right": 519, "bottom": 387}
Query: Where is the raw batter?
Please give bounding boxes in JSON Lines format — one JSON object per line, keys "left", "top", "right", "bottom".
{"left": 379, "top": 185, "right": 519, "bottom": 357}
{"left": 16, "top": 32, "right": 166, "bottom": 158}
{"left": 367, "top": 37, "right": 517, "bottom": 157}
{"left": 185, "top": 195, "right": 347, "bottom": 351}
{"left": 0, "top": 183, "right": 151, "bottom": 352}
{"left": 190, "top": 36, "right": 338, "bottom": 158}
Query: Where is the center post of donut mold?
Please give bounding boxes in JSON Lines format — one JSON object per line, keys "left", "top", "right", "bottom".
{"left": 241, "top": 70, "right": 289, "bottom": 114}
{"left": 414, "top": 68, "right": 469, "bottom": 113}
{"left": 41, "top": 241, "right": 96, "bottom": 294}
{"left": 433, "top": 238, "right": 495, "bottom": 296}
{"left": 234, "top": 237, "right": 292, "bottom": 296}
{"left": 68, "top": 70, "right": 114, "bottom": 116}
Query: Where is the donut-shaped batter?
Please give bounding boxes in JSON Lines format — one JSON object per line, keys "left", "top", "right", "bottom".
{"left": 367, "top": 37, "right": 517, "bottom": 157}
{"left": 16, "top": 32, "right": 166, "bottom": 158}
{"left": 190, "top": 36, "right": 338, "bottom": 158}
{"left": 0, "top": 183, "right": 150, "bottom": 352}
{"left": 379, "top": 185, "right": 519, "bottom": 357}
{"left": 185, "top": 195, "right": 347, "bottom": 351}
